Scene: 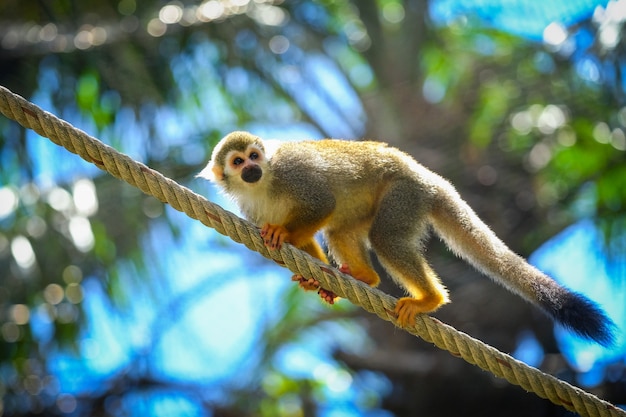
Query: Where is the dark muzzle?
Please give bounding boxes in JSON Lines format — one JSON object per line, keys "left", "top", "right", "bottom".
{"left": 242, "top": 165, "right": 262, "bottom": 183}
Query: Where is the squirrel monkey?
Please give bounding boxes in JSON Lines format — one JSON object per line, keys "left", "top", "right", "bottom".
{"left": 199, "top": 131, "right": 616, "bottom": 346}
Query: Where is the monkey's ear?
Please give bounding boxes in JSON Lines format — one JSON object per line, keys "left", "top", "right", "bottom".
{"left": 197, "top": 161, "right": 223, "bottom": 182}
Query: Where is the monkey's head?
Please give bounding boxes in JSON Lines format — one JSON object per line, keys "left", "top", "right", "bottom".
{"left": 198, "top": 131, "right": 269, "bottom": 192}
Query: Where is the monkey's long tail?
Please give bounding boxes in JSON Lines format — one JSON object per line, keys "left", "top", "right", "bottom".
{"left": 428, "top": 184, "right": 617, "bottom": 347}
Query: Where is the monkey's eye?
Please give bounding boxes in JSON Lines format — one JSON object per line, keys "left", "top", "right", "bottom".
{"left": 249, "top": 152, "right": 259, "bottom": 160}
{"left": 233, "top": 157, "right": 244, "bottom": 166}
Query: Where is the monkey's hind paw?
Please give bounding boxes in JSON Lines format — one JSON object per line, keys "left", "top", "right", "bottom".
{"left": 318, "top": 288, "right": 338, "bottom": 305}
{"left": 394, "top": 297, "right": 440, "bottom": 327}
{"left": 291, "top": 275, "right": 338, "bottom": 304}
{"left": 291, "top": 274, "right": 320, "bottom": 291}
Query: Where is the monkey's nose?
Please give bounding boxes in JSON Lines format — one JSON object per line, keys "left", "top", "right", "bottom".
{"left": 242, "top": 165, "right": 262, "bottom": 183}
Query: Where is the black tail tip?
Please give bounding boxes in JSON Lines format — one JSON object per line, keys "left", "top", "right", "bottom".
{"left": 544, "top": 291, "right": 618, "bottom": 347}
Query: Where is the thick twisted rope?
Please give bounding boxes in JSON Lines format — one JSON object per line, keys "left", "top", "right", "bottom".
{"left": 0, "top": 85, "right": 623, "bottom": 417}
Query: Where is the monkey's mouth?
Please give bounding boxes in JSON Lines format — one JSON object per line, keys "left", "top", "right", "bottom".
{"left": 242, "top": 166, "right": 262, "bottom": 183}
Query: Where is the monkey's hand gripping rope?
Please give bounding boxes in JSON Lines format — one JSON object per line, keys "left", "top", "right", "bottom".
{"left": 0, "top": 85, "right": 623, "bottom": 417}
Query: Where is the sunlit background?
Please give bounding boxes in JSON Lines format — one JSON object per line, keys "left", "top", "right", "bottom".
{"left": 1, "top": 0, "right": 626, "bottom": 416}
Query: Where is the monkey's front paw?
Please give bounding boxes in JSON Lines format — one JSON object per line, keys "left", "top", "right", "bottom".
{"left": 291, "top": 274, "right": 320, "bottom": 291}
{"left": 261, "top": 223, "right": 289, "bottom": 250}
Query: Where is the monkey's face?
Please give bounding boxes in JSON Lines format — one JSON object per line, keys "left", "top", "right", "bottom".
{"left": 198, "top": 132, "right": 272, "bottom": 197}
{"left": 218, "top": 144, "right": 268, "bottom": 188}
